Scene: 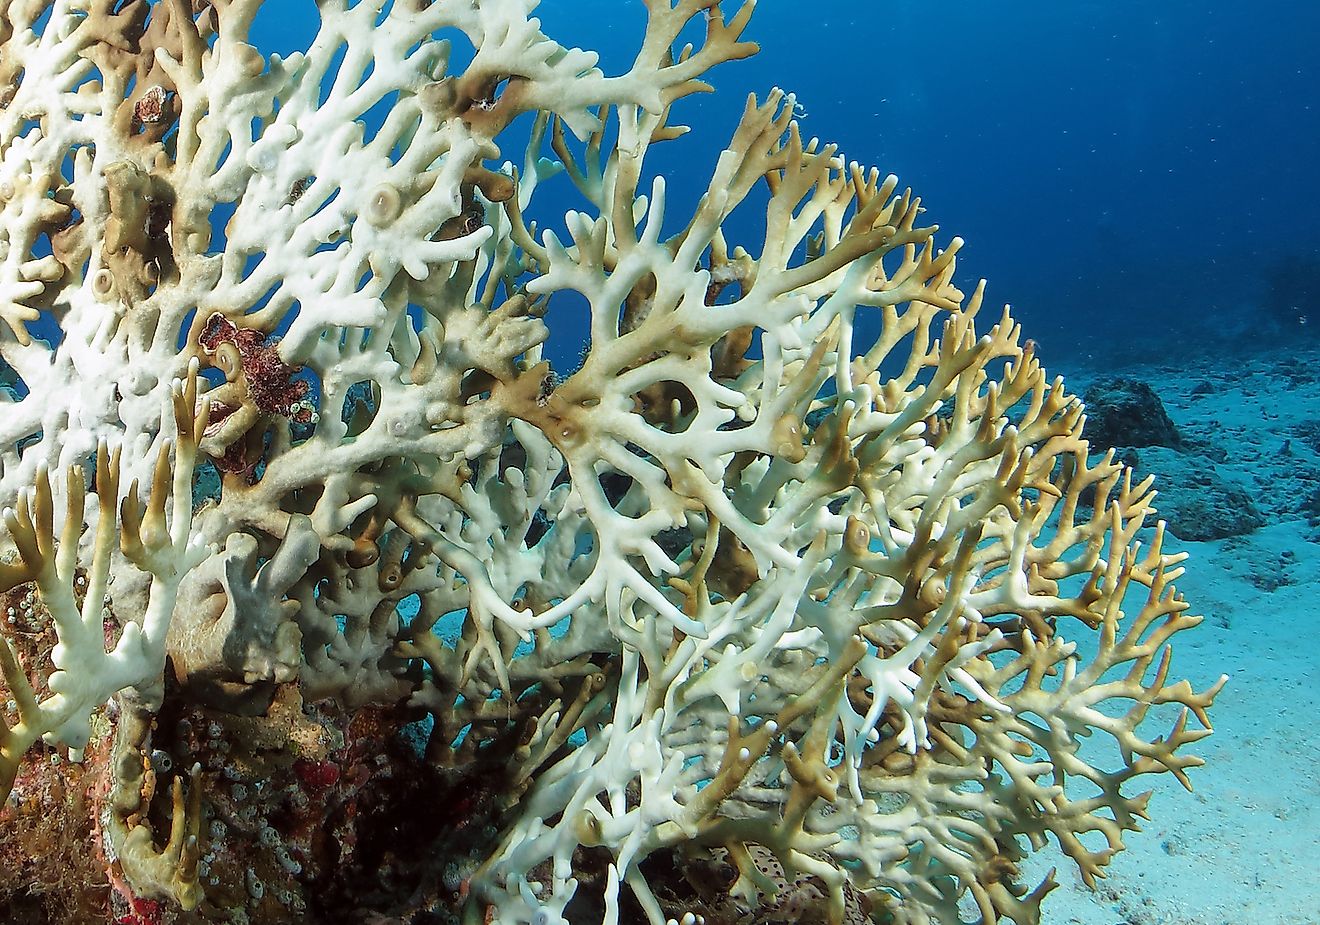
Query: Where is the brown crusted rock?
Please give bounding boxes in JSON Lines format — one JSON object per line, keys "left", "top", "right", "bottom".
{"left": 1082, "top": 376, "right": 1183, "bottom": 450}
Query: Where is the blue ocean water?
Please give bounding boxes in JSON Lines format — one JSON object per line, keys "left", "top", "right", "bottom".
{"left": 250, "top": 0, "right": 1320, "bottom": 368}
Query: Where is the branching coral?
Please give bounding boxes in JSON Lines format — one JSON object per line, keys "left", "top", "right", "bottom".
{"left": 0, "top": 1, "right": 1223, "bottom": 924}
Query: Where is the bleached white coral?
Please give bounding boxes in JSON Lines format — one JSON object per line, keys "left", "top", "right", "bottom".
{"left": 0, "top": 2, "right": 1221, "bottom": 923}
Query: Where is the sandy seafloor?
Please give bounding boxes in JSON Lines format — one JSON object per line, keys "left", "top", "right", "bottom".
{"left": 1011, "top": 344, "right": 1320, "bottom": 925}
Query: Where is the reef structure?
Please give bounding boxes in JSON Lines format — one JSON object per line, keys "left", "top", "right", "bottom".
{"left": 0, "top": 2, "right": 1223, "bottom": 924}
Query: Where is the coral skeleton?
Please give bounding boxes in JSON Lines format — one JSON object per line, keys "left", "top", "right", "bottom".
{"left": 0, "top": 1, "right": 1224, "bottom": 923}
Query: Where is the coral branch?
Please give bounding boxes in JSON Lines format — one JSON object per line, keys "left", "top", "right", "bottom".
{"left": 0, "top": 3, "right": 1221, "bottom": 923}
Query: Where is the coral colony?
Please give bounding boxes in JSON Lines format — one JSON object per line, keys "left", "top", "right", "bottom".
{"left": 0, "top": 1, "right": 1224, "bottom": 924}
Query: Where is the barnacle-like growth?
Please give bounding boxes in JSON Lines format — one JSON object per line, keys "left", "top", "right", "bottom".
{"left": 0, "top": 1, "right": 1221, "bottom": 923}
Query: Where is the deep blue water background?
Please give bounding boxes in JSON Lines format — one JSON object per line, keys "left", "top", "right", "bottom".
{"left": 249, "top": 0, "right": 1320, "bottom": 371}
